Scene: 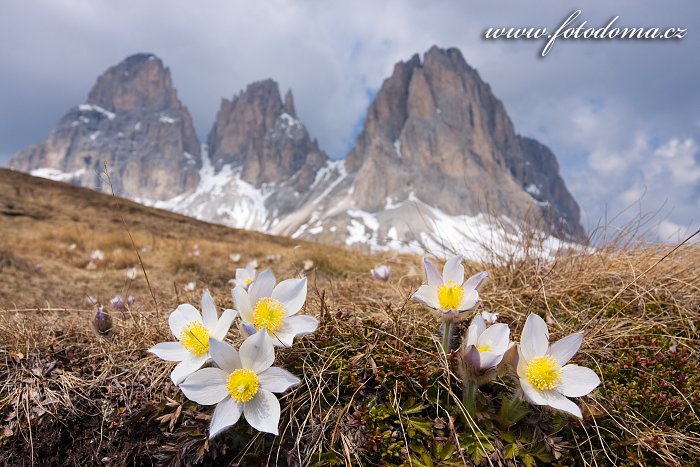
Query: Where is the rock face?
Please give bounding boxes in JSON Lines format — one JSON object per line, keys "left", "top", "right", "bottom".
{"left": 207, "top": 80, "right": 327, "bottom": 191}
{"left": 342, "top": 46, "right": 584, "bottom": 242}
{"left": 9, "top": 47, "right": 586, "bottom": 256}
{"left": 9, "top": 53, "right": 201, "bottom": 200}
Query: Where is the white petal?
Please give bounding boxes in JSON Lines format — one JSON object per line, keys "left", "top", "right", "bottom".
{"left": 209, "top": 338, "right": 242, "bottom": 373}
{"left": 235, "top": 268, "right": 249, "bottom": 284}
{"left": 547, "top": 333, "right": 583, "bottom": 366}
{"left": 210, "top": 397, "right": 243, "bottom": 439}
{"left": 168, "top": 304, "right": 202, "bottom": 337}
{"left": 464, "top": 271, "right": 488, "bottom": 291}
{"left": 180, "top": 367, "right": 230, "bottom": 405}
{"left": 200, "top": 290, "right": 218, "bottom": 329}
{"left": 465, "top": 321, "right": 480, "bottom": 347}
{"left": 478, "top": 351, "right": 504, "bottom": 369}
{"left": 545, "top": 391, "right": 583, "bottom": 418}
{"left": 269, "top": 315, "right": 318, "bottom": 347}
{"left": 520, "top": 313, "right": 549, "bottom": 361}
{"left": 272, "top": 277, "right": 307, "bottom": 316}
{"left": 243, "top": 389, "right": 280, "bottom": 435}
{"left": 470, "top": 314, "right": 487, "bottom": 338}
{"left": 239, "top": 329, "right": 275, "bottom": 373}
{"left": 170, "top": 354, "right": 208, "bottom": 385}
{"left": 148, "top": 342, "right": 189, "bottom": 362}
{"left": 249, "top": 269, "right": 276, "bottom": 305}
{"left": 558, "top": 365, "right": 601, "bottom": 397}
{"left": 423, "top": 257, "right": 443, "bottom": 288}
{"left": 478, "top": 323, "right": 510, "bottom": 354}
{"left": 442, "top": 255, "right": 464, "bottom": 284}
{"left": 458, "top": 289, "right": 479, "bottom": 311}
{"left": 232, "top": 286, "right": 253, "bottom": 323}
{"left": 213, "top": 308, "right": 238, "bottom": 341}
{"left": 412, "top": 284, "right": 439, "bottom": 309}
{"left": 239, "top": 322, "right": 256, "bottom": 338}
{"left": 519, "top": 380, "right": 583, "bottom": 418}
{"left": 258, "top": 367, "right": 301, "bottom": 393}
{"left": 516, "top": 345, "right": 529, "bottom": 378}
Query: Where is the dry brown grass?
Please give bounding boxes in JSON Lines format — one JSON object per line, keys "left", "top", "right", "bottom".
{"left": 1, "top": 169, "right": 698, "bottom": 465}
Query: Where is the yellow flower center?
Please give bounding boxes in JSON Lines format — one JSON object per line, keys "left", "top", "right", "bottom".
{"left": 244, "top": 278, "right": 252, "bottom": 285}
{"left": 226, "top": 368, "right": 260, "bottom": 403}
{"left": 437, "top": 281, "right": 464, "bottom": 310}
{"left": 253, "top": 297, "right": 286, "bottom": 332}
{"left": 526, "top": 355, "right": 562, "bottom": 390}
{"left": 179, "top": 321, "right": 210, "bottom": 355}
{"left": 477, "top": 343, "right": 492, "bottom": 353}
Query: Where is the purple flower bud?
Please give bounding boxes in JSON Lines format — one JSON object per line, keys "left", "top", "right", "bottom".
{"left": 371, "top": 265, "right": 391, "bottom": 281}
{"left": 127, "top": 295, "right": 135, "bottom": 306}
{"left": 94, "top": 306, "right": 113, "bottom": 334}
{"left": 110, "top": 295, "right": 125, "bottom": 311}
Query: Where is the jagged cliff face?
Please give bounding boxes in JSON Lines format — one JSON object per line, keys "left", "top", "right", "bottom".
{"left": 207, "top": 80, "right": 327, "bottom": 191}
{"left": 9, "top": 54, "right": 201, "bottom": 200}
{"left": 342, "top": 47, "right": 584, "bottom": 242}
{"left": 9, "top": 47, "right": 586, "bottom": 256}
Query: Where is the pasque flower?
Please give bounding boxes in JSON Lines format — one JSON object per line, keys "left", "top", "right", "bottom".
{"left": 231, "top": 263, "right": 257, "bottom": 289}
{"left": 462, "top": 314, "right": 512, "bottom": 371}
{"left": 412, "top": 255, "right": 488, "bottom": 317}
{"left": 516, "top": 313, "right": 600, "bottom": 418}
{"left": 233, "top": 270, "right": 317, "bottom": 347}
{"left": 148, "top": 290, "right": 237, "bottom": 384}
{"left": 180, "top": 330, "right": 300, "bottom": 438}
{"left": 371, "top": 264, "right": 390, "bottom": 281}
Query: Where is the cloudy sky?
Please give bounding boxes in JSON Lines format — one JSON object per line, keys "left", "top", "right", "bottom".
{"left": 1, "top": 0, "right": 698, "bottom": 241}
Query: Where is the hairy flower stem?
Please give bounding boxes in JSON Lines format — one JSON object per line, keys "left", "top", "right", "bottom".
{"left": 463, "top": 378, "right": 478, "bottom": 416}
{"left": 441, "top": 319, "right": 454, "bottom": 354}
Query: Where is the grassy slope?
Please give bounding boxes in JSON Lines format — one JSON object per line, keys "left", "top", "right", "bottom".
{"left": 0, "top": 168, "right": 698, "bottom": 466}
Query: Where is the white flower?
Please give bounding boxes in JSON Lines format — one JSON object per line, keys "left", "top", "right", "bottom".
{"left": 371, "top": 264, "right": 390, "bottom": 281}
{"left": 148, "top": 290, "right": 237, "bottom": 385}
{"left": 516, "top": 313, "right": 601, "bottom": 418}
{"left": 481, "top": 310, "right": 499, "bottom": 324}
{"left": 412, "top": 255, "right": 488, "bottom": 317}
{"left": 229, "top": 253, "right": 241, "bottom": 263}
{"left": 90, "top": 249, "right": 104, "bottom": 261}
{"left": 126, "top": 267, "right": 138, "bottom": 280}
{"left": 180, "top": 330, "right": 300, "bottom": 438}
{"left": 184, "top": 281, "right": 196, "bottom": 292}
{"left": 247, "top": 259, "right": 259, "bottom": 269}
{"left": 463, "top": 314, "right": 512, "bottom": 370}
{"left": 233, "top": 269, "right": 317, "bottom": 347}
{"left": 231, "top": 263, "right": 257, "bottom": 289}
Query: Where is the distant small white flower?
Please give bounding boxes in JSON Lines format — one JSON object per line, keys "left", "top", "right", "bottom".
{"left": 180, "top": 330, "right": 300, "bottom": 438}
{"left": 412, "top": 255, "right": 488, "bottom": 318}
{"left": 126, "top": 267, "right": 138, "bottom": 280}
{"left": 247, "top": 259, "right": 259, "bottom": 269}
{"left": 371, "top": 264, "right": 390, "bottom": 281}
{"left": 148, "top": 290, "right": 237, "bottom": 385}
{"left": 229, "top": 253, "right": 241, "bottom": 263}
{"left": 231, "top": 263, "right": 257, "bottom": 289}
{"left": 127, "top": 295, "right": 135, "bottom": 307}
{"left": 481, "top": 310, "right": 499, "bottom": 324}
{"left": 86, "top": 295, "right": 98, "bottom": 306}
{"left": 516, "top": 313, "right": 601, "bottom": 418}
{"left": 233, "top": 270, "right": 317, "bottom": 347}
{"left": 302, "top": 259, "right": 314, "bottom": 272}
{"left": 462, "top": 314, "right": 512, "bottom": 370}
{"left": 184, "top": 281, "right": 196, "bottom": 292}
{"left": 90, "top": 249, "right": 104, "bottom": 261}
{"left": 68, "top": 243, "right": 77, "bottom": 250}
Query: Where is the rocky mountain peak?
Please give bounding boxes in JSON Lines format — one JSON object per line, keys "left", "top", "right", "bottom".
{"left": 9, "top": 53, "right": 201, "bottom": 200}
{"left": 344, "top": 46, "right": 585, "bottom": 242}
{"left": 207, "top": 79, "right": 327, "bottom": 189}
{"left": 86, "top": 53, "right": 179, "bottom": 114}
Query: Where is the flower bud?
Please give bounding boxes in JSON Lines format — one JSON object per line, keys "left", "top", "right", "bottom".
{"left": 94, "top": 306, "right": 113, "bottom": 334}
{"left": 371, "top": 265, "right": 390, "bottom": 281}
